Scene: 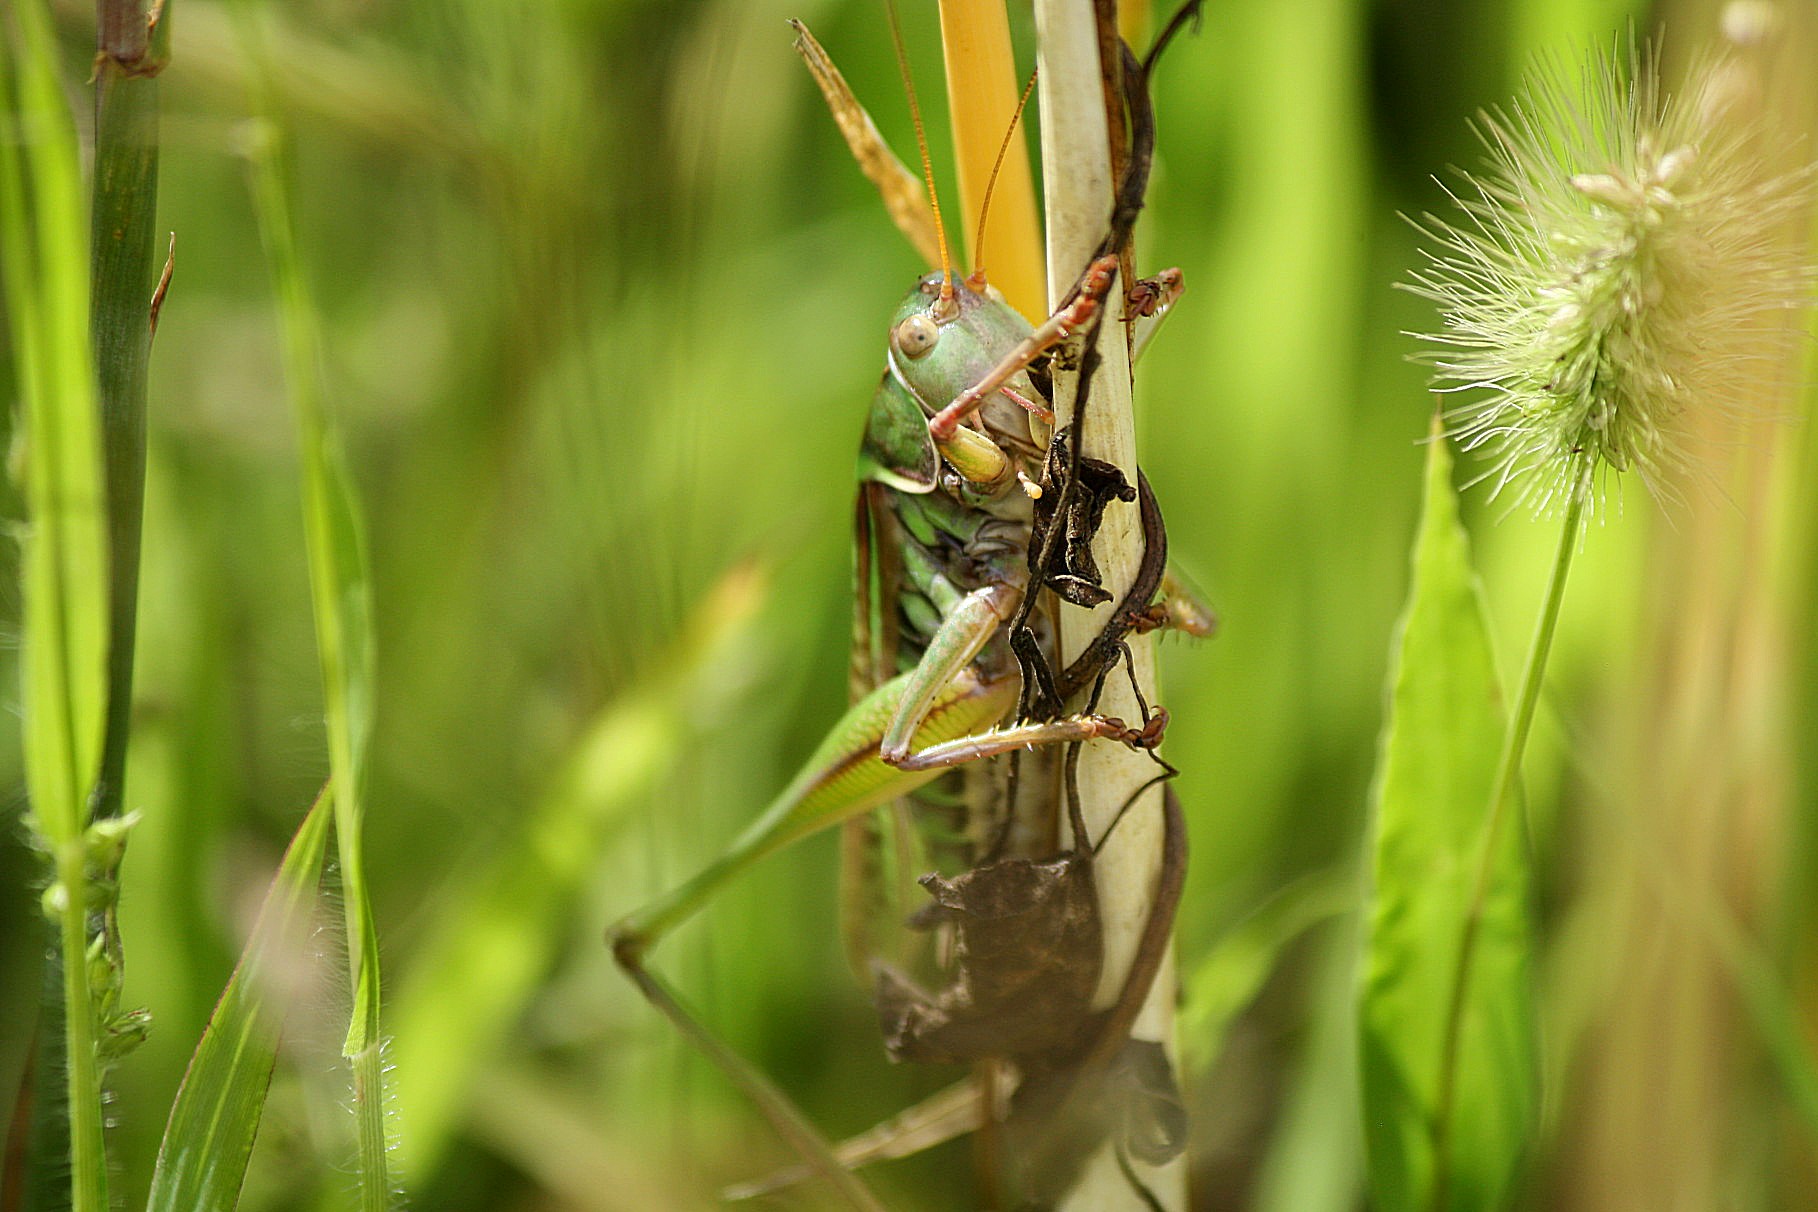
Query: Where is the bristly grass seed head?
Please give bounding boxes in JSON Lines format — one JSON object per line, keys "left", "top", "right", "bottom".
{"left": 1408, "top": 36, "right": 1814, "bottom": 516}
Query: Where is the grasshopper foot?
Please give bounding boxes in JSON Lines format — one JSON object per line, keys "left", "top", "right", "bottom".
{"left": 1094, "top": 707, "right": 1169, "bottom": 751}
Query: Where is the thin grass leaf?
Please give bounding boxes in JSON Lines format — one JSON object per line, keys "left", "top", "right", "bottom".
{"left": 146, "top": 788, "right": 334, "bottom": 1212}
{"left": 1252, "top": 932, "right": 1363, "bottom": 1212}
{"left": 0, "top": 6, "right": 115, "bottom": 1207}
{"left": 1177, "top": 870, "right": 1354, "bottom": 1080}
{"left": 89, "top": 0, "right": 167, "bottom": 823}
{"left": 75, "top": 6, "right": 170, "bottom": 1152}
{"left": 237, "top": 39, "right": 390, "bottom": 1203}
{"left": 1358, "top": 427, "right": 1536, "bottom": 1212}
{"left": 240, "top": 110, "right": 378, "bottom": 1044}
{"left": 0, "top": 0, "right": 110, "bottom": 847}
{"left": 391, "top": 696, "right": 678, "bottom": 1185}
{"left": 394, "top": 565, "right": 766, "bottom": 1186}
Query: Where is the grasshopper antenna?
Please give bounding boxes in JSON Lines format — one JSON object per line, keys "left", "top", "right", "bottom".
{"left": 886, "top": 0, "right": 956, "bottom": 319}
{"left": 968, "top": 68, "right": 1038, "bottom": 293}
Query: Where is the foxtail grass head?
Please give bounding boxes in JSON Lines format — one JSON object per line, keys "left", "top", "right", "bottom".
{"left": 1409, "top": 34, "right": 1813, "bottom": 515}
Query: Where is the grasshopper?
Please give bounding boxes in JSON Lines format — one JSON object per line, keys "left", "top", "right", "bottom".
{"left": 608, "top": 9, "right": 1207, "bottom": 1207}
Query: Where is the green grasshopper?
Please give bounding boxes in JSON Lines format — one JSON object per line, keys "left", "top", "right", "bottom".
{"left": 608, "top": 11, "right": 1207, "bottom": 1208}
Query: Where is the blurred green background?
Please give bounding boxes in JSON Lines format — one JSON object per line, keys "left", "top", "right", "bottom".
{"left": 4, "top": 0, "right": 1817, "bottom": 1208}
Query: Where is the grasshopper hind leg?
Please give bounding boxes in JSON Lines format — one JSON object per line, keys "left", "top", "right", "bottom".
{"left": 608, "top": 940, "right": 890, "bottom": 1212}
{"left": 607, "top": 565, "right": 1165, "bottom": 1207}
{"left": 604, "top": 669, "right": 1017, "bottom": 1211}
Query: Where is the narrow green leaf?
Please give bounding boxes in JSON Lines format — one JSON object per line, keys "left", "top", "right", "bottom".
{"left": 0, "top": 0, "right": 110, "bottom": 848}
{"left": 146, "top": 789, "right": 335, "bottom": 1212}
{"left": 1358, "top": 430, "right": 1536, "bottom": 1212}
{"left": 393, "top": 565, "right": 767, "bottom": 1185}
{"left": 1178, "top": 870, "right": 1354, "bottom": 1080}
{"left": 1253, "top": 931, "right": 1364, "bottom": 1212}
{"left": 240, "top": 113, "right": 379, "bottom": 1047}
{"left": 0, "top": 7, "right": 115, "bottom": 1208}
{"left": 89, "top": 0, "right": 164, "bottom": 823}
{"left": 235, "top": 16, "right": 390, "bottom": 1198}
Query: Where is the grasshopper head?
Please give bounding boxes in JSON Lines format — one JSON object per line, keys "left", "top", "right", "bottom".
{"left": 886, "top": 273, "right": 1042, "bottom": 440}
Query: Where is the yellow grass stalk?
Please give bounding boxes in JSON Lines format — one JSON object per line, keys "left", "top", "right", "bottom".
{"left": 938, "top": 0, "right": 1045, "bottom": 320}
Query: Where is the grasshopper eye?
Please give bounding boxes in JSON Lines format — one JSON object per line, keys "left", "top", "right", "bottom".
{"left": 893, "top": 314, "right": 940, "bottom": 359}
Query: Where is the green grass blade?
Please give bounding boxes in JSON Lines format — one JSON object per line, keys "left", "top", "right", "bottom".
{"left": 237, "top": 46, "right": 390, "bottom": 1205}
{"left": 1358, "top": 428, "right": 1537, "bottom": 1212}
{"left": 1253, "top": 931, "right": 1364, "bottom": 1212}
{"left": 0, "top": 0, "right": 110, "bottom": 843}
{"left": 146, "top": 788, "right": 334, "bottom": 1212}
{"left": 1177, "top": 871, "right": 1355, "bottom": 1080}
{"left": 89, "top": 0, "right": 166, "bottom": 824}
{"left": 394, "top": 566, "right": 766, "bottom": 1186}
{"left": 0, "top": 5, "right": 115, "bottom": 1208}
{"left": 240, "top": 112, "right": 377, "bottom": 1042}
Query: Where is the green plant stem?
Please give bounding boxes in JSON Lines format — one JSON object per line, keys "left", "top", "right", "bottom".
{"left": 89, "top": 0, "right": 165, "bottom": 825}
{"left": 1428, "top": 457, "right": 1589, "bottom": 1212}
{"left": 54, "top": 847, "right": 109, "bottom": 1212}
{"left": 85, "top": 21, "right": 165, "bottom": 1156}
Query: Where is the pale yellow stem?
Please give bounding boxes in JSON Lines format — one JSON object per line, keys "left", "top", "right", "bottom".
{"left": 1035, "top": 3, "right": 1184, "bottom": 1209}
{"left": 939, "top": 0, "right": 1046, "bottom": 319}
